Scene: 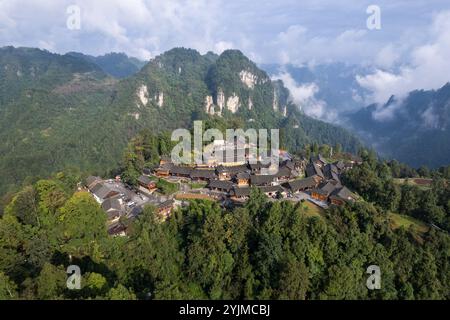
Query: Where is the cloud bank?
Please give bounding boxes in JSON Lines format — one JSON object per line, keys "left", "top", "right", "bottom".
{"left": 357, "top": 10, "right": 450, "bottom": 104}
{"left": 273, "top": 72, "right": 337, "bottom": 122}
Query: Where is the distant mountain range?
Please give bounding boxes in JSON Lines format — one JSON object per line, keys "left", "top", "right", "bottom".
{"left": 261, "top": 63, "right": 450, "bottom": 168}
{"left": 0, "top": 46, "right": 361, "bottom": 195}
{"left": 261, "top": 62, "right": 371, "bottom": 117}
{"left": 349, "top": 83, "right": 450, "bottom": 168}
{"left": 67, "top": 52, "right": 147, "bottom": 79}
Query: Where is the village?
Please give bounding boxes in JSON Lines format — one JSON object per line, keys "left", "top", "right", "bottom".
{"left": 84, "top": 140, "right": 363, "bottom": 236}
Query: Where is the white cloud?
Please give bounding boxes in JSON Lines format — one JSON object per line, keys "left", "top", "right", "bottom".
{"left": 268, "top": 25, "right": 377, "bottom": 66}
{"left": 371, "top": 101, "right": 402, "bottom": 121}
{"left": 273, "top": 72, "right": 337, "bottom": 122}
{"left": 357, "top": 10, "right": 450, "bottom": 105}
{"left": 0, "top": 0, "right": 226, "bottom": 59}
{"left": 421, "top": 106, "right": 440, "bottom": 129}
{"left": 356, "top": 69, "right": 405, "bottom": 103}
{"left": 1, "top": 0, "right": 450, "bottom": 79}
{"left": 214, "top": 41, "right": 234, "bottom": 54}
{"left": 375, "top": 44, "right": 401, "bottom": 69}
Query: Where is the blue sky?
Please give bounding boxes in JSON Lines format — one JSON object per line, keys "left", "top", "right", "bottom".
{"left": 0, "top": 0, "right": 447, "bottom": 62}
{"left": 1, "top": 0, "right": 450, "bottom": 105}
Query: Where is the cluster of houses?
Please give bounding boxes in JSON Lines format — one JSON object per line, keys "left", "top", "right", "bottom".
{"left": 152, "top": 153, "right": 360, "bottom": 205}
{"left": 286, "top": 155, "right": 358, "bottom": 206}
{"left": 85, "top": 176, "right": 125, "bottom": 220}
{"left": 84, "top": 176, "right": 175, "bottom": 236}
{"left": 84, "top": 144, "right": 362, "bottom": 236}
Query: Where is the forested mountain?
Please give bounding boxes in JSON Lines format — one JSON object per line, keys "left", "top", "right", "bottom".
{"left": 67, "top": 52, "right": 146, "bottom": 79}
{"left": 0, "top": 46, "right": 362, "bottom": 197}
{"left": 0, "top": 46, "right": 108, "bottom": 106}
{"left": 349, "top": 83, "right": 450, "bottom": 168}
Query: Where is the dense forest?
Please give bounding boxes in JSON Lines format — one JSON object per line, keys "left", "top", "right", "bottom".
{"left": 1, "top": 147, "right": 449, "bottom": 300}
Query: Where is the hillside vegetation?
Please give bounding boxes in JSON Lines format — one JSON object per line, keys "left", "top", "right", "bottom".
{"left": 0, "top": 46, "right": 362, "bottom": 196}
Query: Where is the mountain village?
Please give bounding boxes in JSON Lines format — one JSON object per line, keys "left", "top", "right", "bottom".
{"left": 84, "top": 140, "right": 363, "bottom": 236}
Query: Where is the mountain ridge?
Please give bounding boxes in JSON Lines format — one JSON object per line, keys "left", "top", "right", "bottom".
{"left": 349, "top": 82, "right": 450, "bottom": 167}
{"left": 67, "top": 51, "right": 147, "bottom": 79}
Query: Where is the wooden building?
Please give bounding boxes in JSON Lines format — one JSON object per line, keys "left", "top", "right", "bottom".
{"left": 236, "top": 172, "right": 250, "bottom": 186}
{"left": 137, "top": 175, "right": 157, "bottom": 191}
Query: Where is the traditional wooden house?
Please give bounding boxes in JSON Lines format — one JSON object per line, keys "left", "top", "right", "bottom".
{"left": 231, "top": 186, "right": 251, "bottom": 200}
{"left": 319, "top": 181, "right": 341, "bottom": 197}
{"left": 310, "top": 188, "right": 329, "bottom": 201}
{"left": 236, "top": 172, "right": 250, "bottom": 186}
{"left": 208, "top": 180, "right": 234, "bottom": 193}
{"left": 91, "top": 183, "right": 120, "bottom": 203}
{"left": 86, "top": 176, "right": 102, "bottom": 189}
{"left": 155, "top": 163, "right": 172, "bottom": 177}
{"left": 143, "top": 168, "right": 151, "bottom": 175}
{"left": 274, "top": 166, "right": 292, "bottom": 180}
{"left": 89, "top": 183, "right": 103, "bottom": 194}
{"left": 323, "top": 164, "right": 341, "bottom": 183}
{"left": 250, "top": 174, "right": 276, "bottom": 186}
{"left": 159, "top": 155, "right": 172, "bottom": 166}
{"left": 282, "top": 160, "right": 295, "bottom": 171}
{"left": 128, "top": 205, "right": 144, "bottom": 219}
{"left": 190, "top": 169, "right": 217, "bottom": 181}
{"left": 306, "top": 163, "right": 325, "bottom": 180}
{"left": 248, "top": 161, "right": 271, "bottom": 174}
{"left": 101, "top": 196, "right": 124, "bottom": 221}
{"left": 329, "top": 187, "right": 356, "bottom": 206}
{"left": 311, "top": 154, "right": 327, "bottom": 168}
{"left": 285, "top": 176, "right": 319, "bottom": 193}
{"left": 108, "top": 221, "right": 127, "bottom": 236}
{"left": 156, "top": 199, "right": 175, "bottom": 219}
{"left": 334, "top": 160, "right": 345, "bottom": 172}
{"left": 169, "top": 165, "right": 193, "bottom": 178}
{"left": 137, "top": 175, "right": 157, "bottom": 191}
{"left": 216, "top": 165, "right": 249, "bottom": 181}
{"left": 258, "top": 185, "right": 285, "bottom": 197}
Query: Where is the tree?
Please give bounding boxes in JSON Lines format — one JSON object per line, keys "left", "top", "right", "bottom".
{"left": 376, "top": 180, "right": 400, "bottom": 212}
{"left": 334, "top": 143, "right": 342, "bottom": 155}
{"left": 223, "top": 209, "right": 254, "bottom": 299}
{"left": 186, "top": 205, "right": 234, "bottom": 299}
{"left": 36, "top": 263, "right": 67, "bottom": 300}
{"left": 276, "top": 255, "right": 309, "bottom": 300}
{"left": 0, "top": 214, "right": 25, "bottom": 276}
{"left": 417, "top": 166, "right": 431, "bottom": 178}
{"left": 123, "top": 206, "right": 184, "bottom": 299}
{"left": 106, "top": 284, "right": 137, "bottom": 300}
{"left": 399, "top": 185, "right": 421, "bottom": 215}
{"left": 4, "top": 186, "right": 39, "bottom": 226}
{"left": 57, "top": 192, "right": 107, "bottom": 259}
{"left": 34, "top": 180, "right": 68, "bottom": 216}
{"left": 319, "top": 144, "right": 331, "bottom": 158}
{"left": 412, "top": 250, "right": 443, "bottom": 299}
{"left": 319, "top": 264, "right": 366, "bottom": 300}
{"left": 0, "top": 272, "right": 18, "bottom": 300}
{"left": 83, "top": 272, "right": 109, "bottom": 298}
{"left": 245, "top": 187, "right": 267, "bottom": 223}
